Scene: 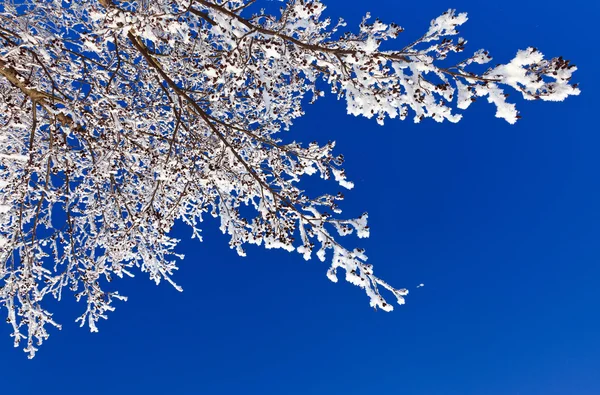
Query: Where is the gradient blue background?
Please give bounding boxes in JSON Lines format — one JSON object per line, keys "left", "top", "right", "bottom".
{"left": 1, "top": 1, "right": 598, "bottom": 394}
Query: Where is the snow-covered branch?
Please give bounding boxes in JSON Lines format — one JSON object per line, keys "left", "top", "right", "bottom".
{"left": 0, "top": 0, "right": 578, "bottom": 357}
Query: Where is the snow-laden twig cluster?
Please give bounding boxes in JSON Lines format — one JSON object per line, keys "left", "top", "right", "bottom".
{"left": 0, "top": 0, "right": 578, "bottom": 357}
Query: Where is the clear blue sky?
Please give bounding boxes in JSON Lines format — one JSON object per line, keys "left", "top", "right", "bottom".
{"left": 1, "top": 1, "right": 597, "bottom": 394}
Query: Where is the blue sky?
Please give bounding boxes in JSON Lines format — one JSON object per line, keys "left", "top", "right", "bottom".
{"left": 1, "top": 1, "right": 598, "bottom": 394}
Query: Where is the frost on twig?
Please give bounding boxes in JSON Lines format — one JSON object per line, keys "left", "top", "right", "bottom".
{"left": 0, "top": 0, "right": 578, "bottom": 357}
